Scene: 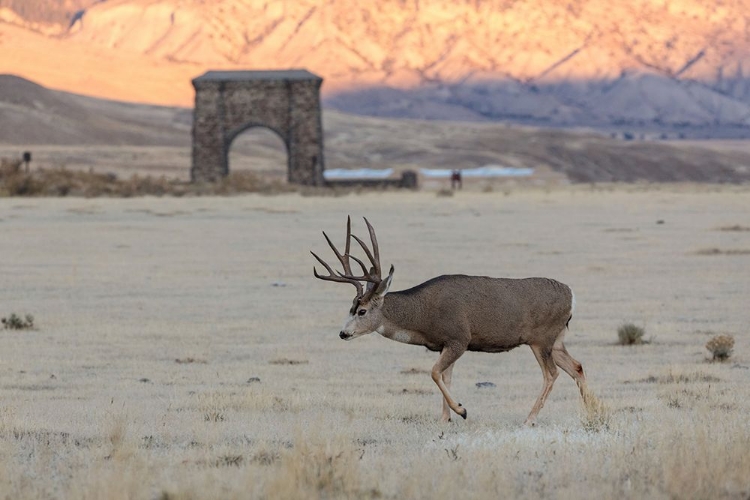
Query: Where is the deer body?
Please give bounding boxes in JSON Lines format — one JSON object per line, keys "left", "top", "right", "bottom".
{"left": 312, "top": 218, "right": 588, "bottom": 425}
{"left": 380, "top": 275, "right": 573, "bottom": 353}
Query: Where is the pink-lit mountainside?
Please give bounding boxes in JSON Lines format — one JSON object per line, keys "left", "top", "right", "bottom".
{"left": 3, "top": 0, "right": 750, "bottom": 137}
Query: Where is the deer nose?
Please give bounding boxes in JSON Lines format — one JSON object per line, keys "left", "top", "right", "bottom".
{"left": 339, "top": 331, "right": 350, "bottom": 340}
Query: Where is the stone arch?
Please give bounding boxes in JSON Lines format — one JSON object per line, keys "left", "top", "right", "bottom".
{"left": 191, "top": 70, "right": 325, "bottom": 185}
{"left": 224, "top": 122, "right": 290, "bottom": 176}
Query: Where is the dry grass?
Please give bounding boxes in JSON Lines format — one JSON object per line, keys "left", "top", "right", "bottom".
{"left": 0, "top": 163, "right": 297, "bottom": 197}
{"left": 0, "top": 188, "right": 749, "bottom": 499}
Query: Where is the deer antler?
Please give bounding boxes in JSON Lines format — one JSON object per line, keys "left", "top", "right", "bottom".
{"left": 351, "top": 217, "right": 381, "bottom": 280}
{"left": 311, "top": 216, "right": 383, "bottom": 298}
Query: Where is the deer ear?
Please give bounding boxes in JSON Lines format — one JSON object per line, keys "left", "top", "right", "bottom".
{"left": 375, "top": 265, "right": 395, "bottom": 297}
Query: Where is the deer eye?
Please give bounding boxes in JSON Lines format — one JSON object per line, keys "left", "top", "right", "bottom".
{"left": 357, "top": 309, "right": 367, "bottom": 316}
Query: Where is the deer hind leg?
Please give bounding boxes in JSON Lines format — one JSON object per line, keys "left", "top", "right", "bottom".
{"left": 440, "top": 362, "right": 455, "bottom": 423}
{"left": 524, "top": 344, "right": 559, "bottom": 427}
{"left": 432, "top": 346, "right": 467, "bottom": 420}
{"left": 552, "top": 343, "right": 589, "bottom": 403}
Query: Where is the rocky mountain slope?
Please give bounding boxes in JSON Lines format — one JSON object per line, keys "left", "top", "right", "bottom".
{"left": 3, "top": 0, "right": 750, "bottom": 136}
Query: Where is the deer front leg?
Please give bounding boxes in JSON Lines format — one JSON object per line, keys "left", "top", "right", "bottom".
{"left": 524, "top": 344, "right": 559, "bottom": 427}
{"left": 441, "top": 362, "right": 455, "bottom": 422}
{"left": 432, "top": 347, "right": 467, "bottom": 420}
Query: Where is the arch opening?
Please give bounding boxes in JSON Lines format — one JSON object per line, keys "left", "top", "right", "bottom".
{"left": 226, "top": 125, "right": 290, "bottom": 182}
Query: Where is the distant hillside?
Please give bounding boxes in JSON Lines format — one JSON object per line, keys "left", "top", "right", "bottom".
{"left": 3, "top": 0, "right": 750, "bottom": 136}
{"left": 0, "top": 0, "right": 91, "bottom": 26}
{"left": 0, "top": 74, "right": 190, "bottom": 145}
{"left": 2, "top": 75, "right": 750, "bottom": 184}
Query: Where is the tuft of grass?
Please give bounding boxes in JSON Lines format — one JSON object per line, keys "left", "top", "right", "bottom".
{"left": 266, "top": 436, "right": 368, "bottom": 499}
{"left": 203, "top": 410, "right": 225, "bottom": 422}
{"left": 580, "top": 389, "right": 611, "bottom": 432}
{"left": 436, "top": 188, "right": 454, "bottom": 197}
{"left": 706, "top": 334, "right": 734, "bottom": 362}
{"left": 617, "top": 323, "right": 645, "bottom": 345}
{"left": 1, "top": 313, "right": 34, "bottom": 330}
{"left": 252, "top": 449, "right": 280, "bottom": 465}
{"left": 213, "top": 454, "right": 243, "bottom": 467}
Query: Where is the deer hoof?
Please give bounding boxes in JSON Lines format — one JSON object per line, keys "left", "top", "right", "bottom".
{"left": 459, "top": 407, "right": 467, "bottom": 420}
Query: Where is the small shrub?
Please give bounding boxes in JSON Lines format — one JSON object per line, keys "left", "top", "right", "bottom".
{"left": 617, "top": 323, "right": 645, "bottom": 345}
{"left": 1, "top": 313, "right": 34, "bottom": 330}
{"left": 706, "top": 334, "right": 734, "bottom": 361}
{"left": 0, "top": 158, "right": 22, "bottom": 177}
{"left": 436, "top": 188, "right": 454, "bottom": 197}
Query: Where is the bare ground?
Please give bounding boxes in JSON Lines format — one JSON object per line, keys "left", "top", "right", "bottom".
{"left": 1, "top": 187, "right": 749, "bottom": 498}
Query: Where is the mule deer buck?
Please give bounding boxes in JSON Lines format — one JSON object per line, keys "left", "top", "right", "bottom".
{"left": 311, "top": 217, "right": 589, "bottom": 425}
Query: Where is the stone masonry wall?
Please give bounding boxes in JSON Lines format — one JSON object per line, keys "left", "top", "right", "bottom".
{"left": 191, "top": 72, "right": 324, "bottom": 185}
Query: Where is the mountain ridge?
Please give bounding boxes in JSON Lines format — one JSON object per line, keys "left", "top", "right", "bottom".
{"left": 3, "top": 0, "right": 750, "bottom": 136}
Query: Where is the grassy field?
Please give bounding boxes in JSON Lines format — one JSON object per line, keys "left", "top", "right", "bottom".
{"left": 0, "top": 187, "right": 749, "bottom": 499}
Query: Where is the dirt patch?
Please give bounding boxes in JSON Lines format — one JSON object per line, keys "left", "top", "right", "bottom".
{"left": 269, "top": 358, "right": 309, "bottom": 366}
{"left": 694, "top": 248, "right": 750, "bottom": 256}
{"left": 400, "top": 368, "right": 430, "bottom": 375}
{"left": 388, "top": 388, "right": 431, "bottom": 396}
{"left": 175, "top": 358, "right": 207, "bottom": 365}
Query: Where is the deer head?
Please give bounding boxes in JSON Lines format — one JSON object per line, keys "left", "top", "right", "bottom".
{"left": 311, "top": 216, "right": 394, "bottom": 340}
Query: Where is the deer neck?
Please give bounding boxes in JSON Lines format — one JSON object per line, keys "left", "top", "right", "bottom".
{"left": 376, "top": 293, "right": 426, "bottom": 345}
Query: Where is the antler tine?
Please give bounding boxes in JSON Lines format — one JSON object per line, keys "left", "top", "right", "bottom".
{"left": 311, "top": 250, "right": 364, "bottom": 297}
{"left": 343, "top": 215, "right": 370, "bottom": 276}
{"left": 348, "top": 254, "right": 370, "bottom": 276}
{"left": 350, "top": 218, "right": 382, "bottom": 280}
{"left": 322, "top": 231, "right": 347, "bottom": 271}
{"left": 350, "top": 234, "right": 374, "bottom": 268}
{"left": 363, "top": 217, "right": 381, "bottom": 277}
{"left": 345, "top": 215, "right": 352, "bottom": 260}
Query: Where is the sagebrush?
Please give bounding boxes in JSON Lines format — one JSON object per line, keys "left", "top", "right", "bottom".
{"left": 1, "top": 313, "right": 34, "bottom": 330}
{"left": 618, "top": 323, "right": 645, "bottom": 345}
{"left": 706, "top": 334, "right": 734, "bottom": 361}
